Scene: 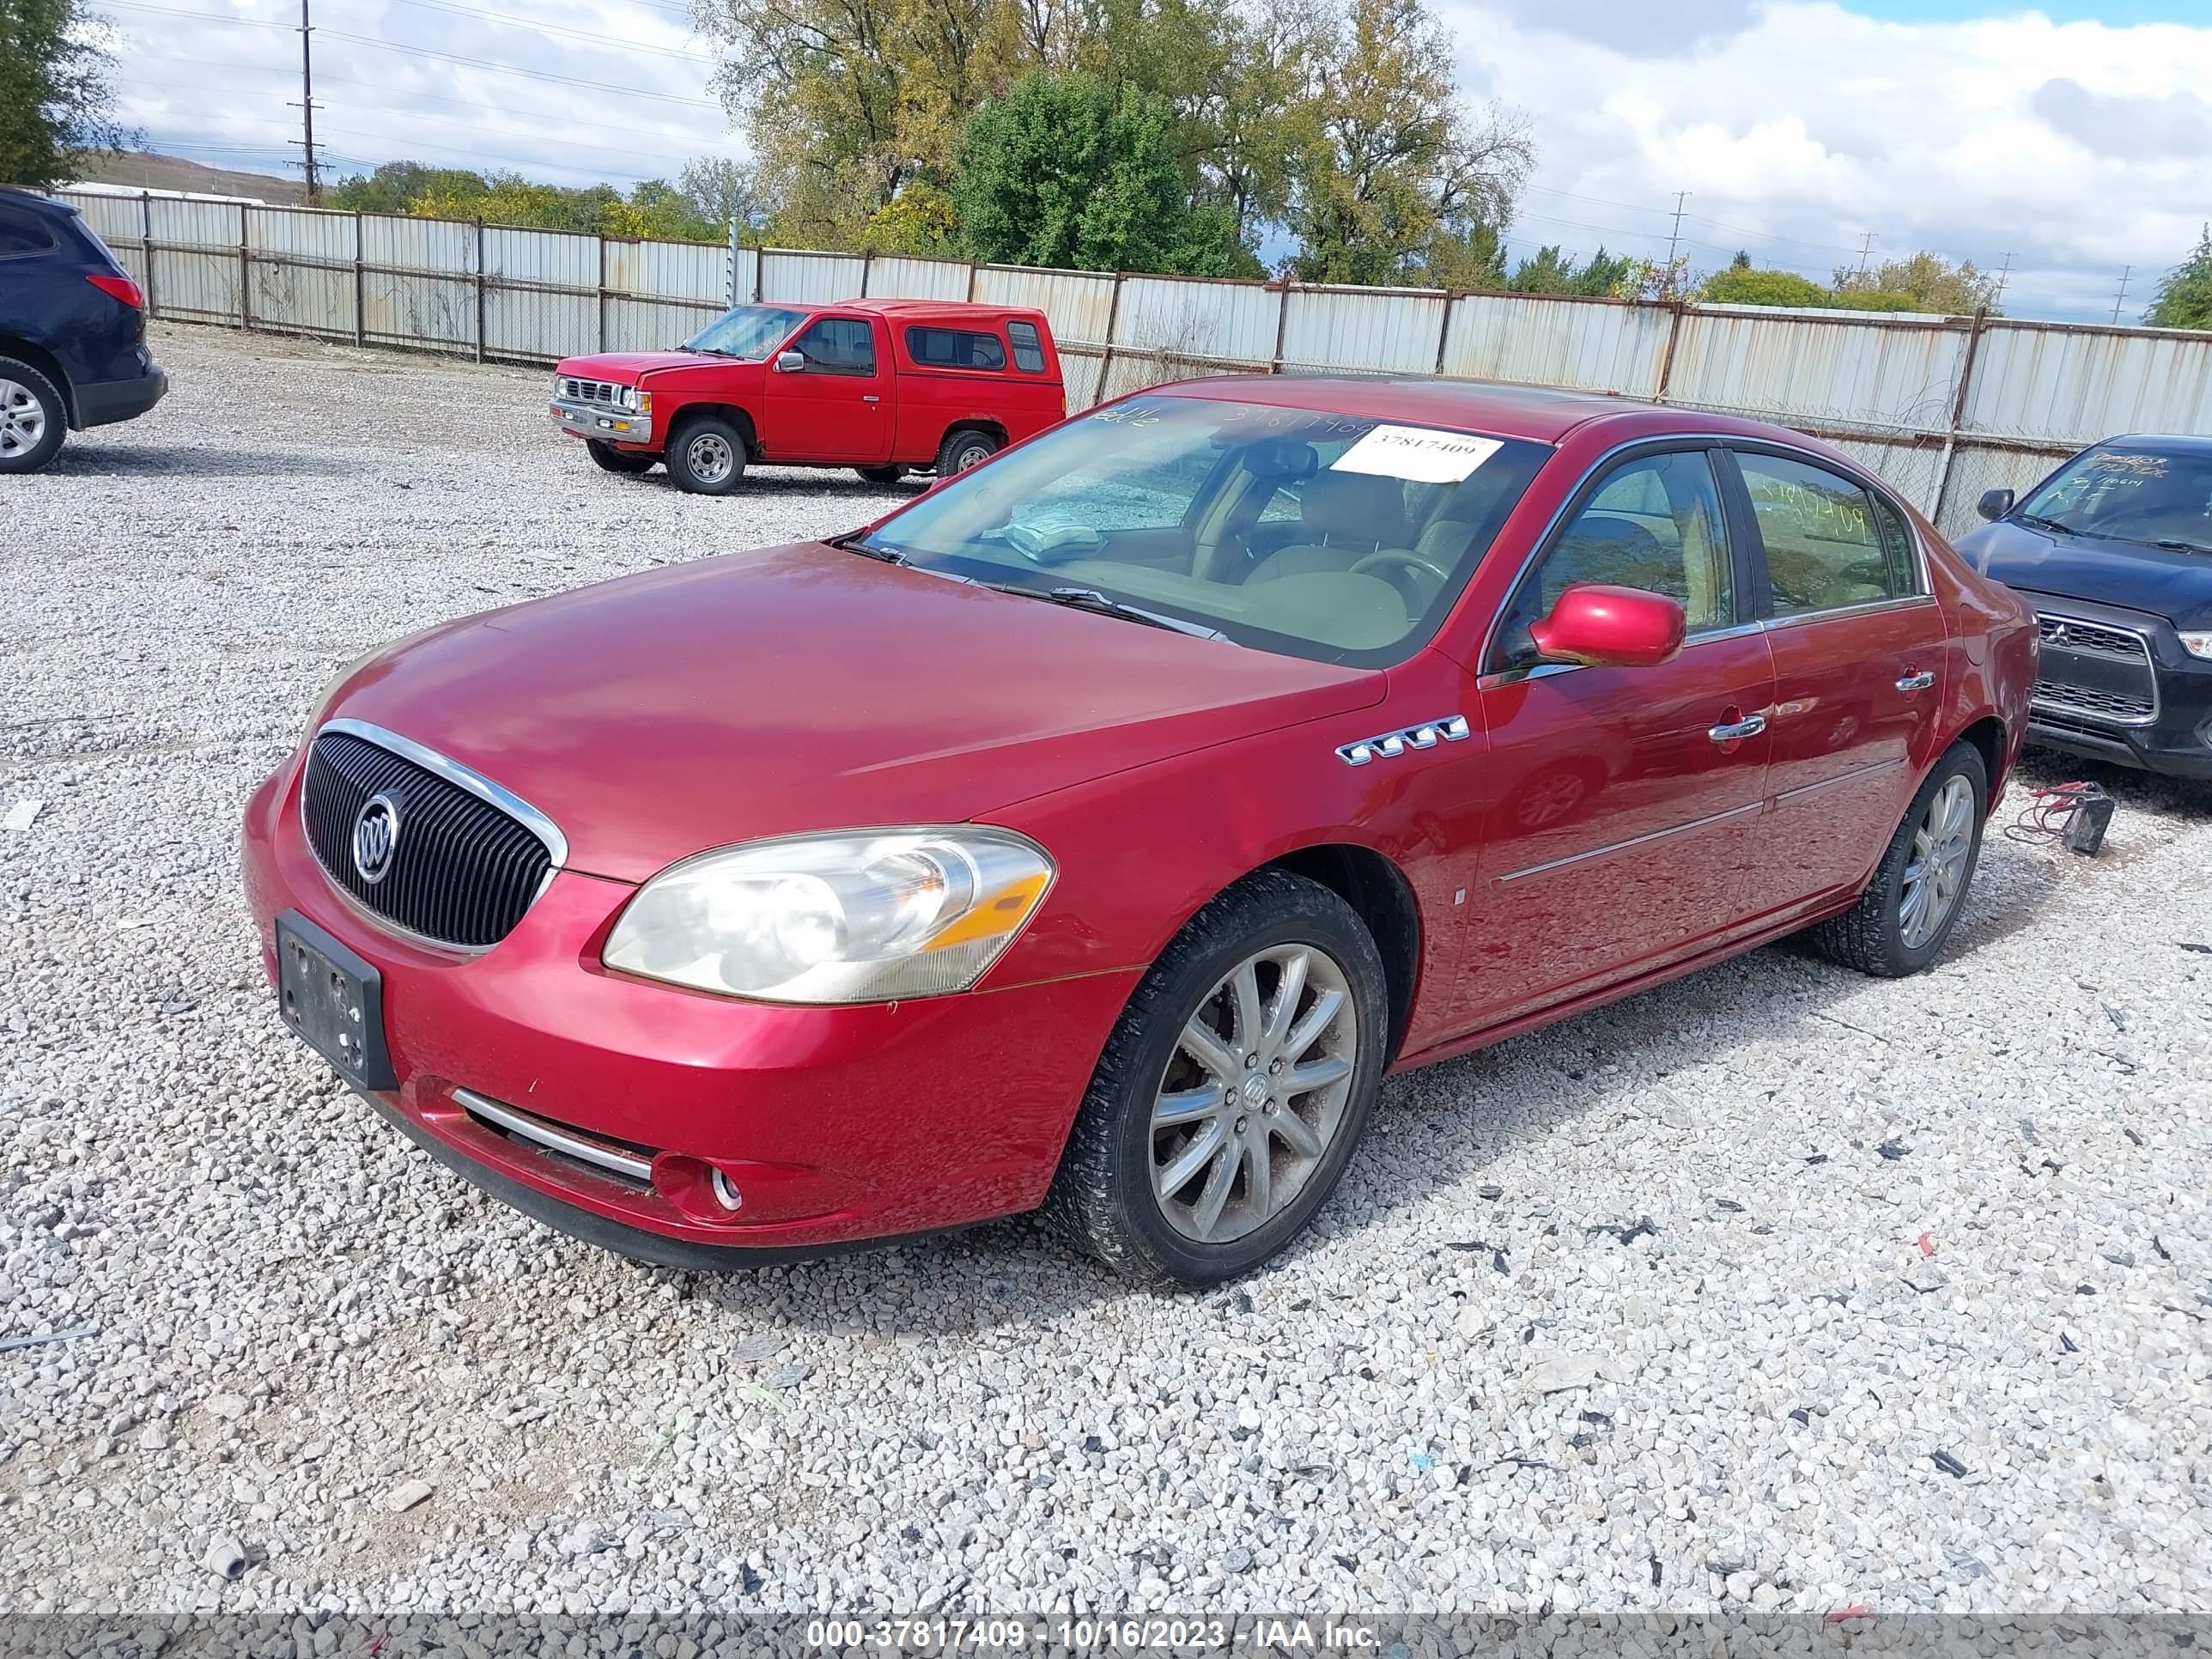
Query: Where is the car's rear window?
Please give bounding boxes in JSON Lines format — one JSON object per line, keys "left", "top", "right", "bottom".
{"left": 1006, "top": 319, "right": 1047, "bottom": 374}
{"left": 0, "top": 205, "right": 57, "bottom": 258}
{"left": 856, "top": 394, "right": 1553, "bottom": 667}
{"left": 907, "top": 326, "right": 1006, "bottom": 371}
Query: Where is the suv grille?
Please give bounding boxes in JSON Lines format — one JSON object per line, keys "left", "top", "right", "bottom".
{"left": 302, "top": 731, "right": 554, "bottom": 949}
{"left": 2032, "top": 611, "right": 2158, "bottom": 730}
{"left": 560, "top": 377, "right": 628, "bottom": 407}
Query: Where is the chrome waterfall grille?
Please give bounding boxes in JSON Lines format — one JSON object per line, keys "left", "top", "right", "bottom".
{"left": 301, "top": 726, "right": 556, "bottom": 949}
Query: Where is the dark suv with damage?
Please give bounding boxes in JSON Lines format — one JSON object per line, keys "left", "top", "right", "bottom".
{"left": 0, "top": 187, "right": 167, "bottom": 474}
{"left": 1959, "top": 435, "right": 2212, "bottom": 781}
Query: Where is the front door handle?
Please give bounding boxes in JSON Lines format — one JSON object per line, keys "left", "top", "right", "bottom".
{"left": 1708, "top": 713, "right": 1767, "bottom": 744}
{"left": 1896, "top": 670, "right": 1935, "bottom": 692}
{"left": 861, "top": 394, "right": 882, "bottom": 404}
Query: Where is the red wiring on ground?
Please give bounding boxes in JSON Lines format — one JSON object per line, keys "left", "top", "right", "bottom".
{"left": 2003, "top": 781, "right": 2106, "bottom": 845}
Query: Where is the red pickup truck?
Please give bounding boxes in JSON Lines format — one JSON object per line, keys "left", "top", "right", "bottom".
{"left": 550, "top": 298, "right": 1066, "bottom": 495}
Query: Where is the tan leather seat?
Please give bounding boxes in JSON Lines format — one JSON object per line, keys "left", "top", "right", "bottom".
{"left": 1246, "top": 471, "right": 1408, "bottom": 584}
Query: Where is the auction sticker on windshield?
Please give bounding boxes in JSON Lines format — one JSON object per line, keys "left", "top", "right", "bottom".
{"left": 1330, "top": 424, "right": 1502, "bottom": 484}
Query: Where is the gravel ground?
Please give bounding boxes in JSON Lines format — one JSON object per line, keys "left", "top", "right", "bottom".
{"left": 3, "top": 325, "right": 2210, "bottom": 1620}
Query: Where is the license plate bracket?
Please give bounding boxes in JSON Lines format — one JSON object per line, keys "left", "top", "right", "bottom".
{"left": 276, "top": 910, "right": 397, "bottom": 1091}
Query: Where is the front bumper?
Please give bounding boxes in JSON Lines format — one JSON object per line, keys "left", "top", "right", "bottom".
{"left": 241, "top": 750, "right": 1139, "bottom": 1263}
{"left": 550, "top": 396, "right": 653, "bottom": 447}
{"left": 2019, "top": 593, "right": 2212, "bottom": 781}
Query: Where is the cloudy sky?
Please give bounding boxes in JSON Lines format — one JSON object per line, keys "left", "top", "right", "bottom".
{"left": 100, "top": 0, "right": 2212, "bottom": 322}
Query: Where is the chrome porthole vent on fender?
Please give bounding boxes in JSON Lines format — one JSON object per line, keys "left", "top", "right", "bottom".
{"left": 1337, "top": 714, "right": 1471, "bottom": 766}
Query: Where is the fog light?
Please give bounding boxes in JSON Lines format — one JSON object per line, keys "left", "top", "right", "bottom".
{"left": 709, "top": 1168, "right": 743, "bottom": 1213}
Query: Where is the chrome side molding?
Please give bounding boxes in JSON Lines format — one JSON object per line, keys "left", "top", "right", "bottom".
{"left": 1338, "top": 714, "right": 1471, "bottom": 766}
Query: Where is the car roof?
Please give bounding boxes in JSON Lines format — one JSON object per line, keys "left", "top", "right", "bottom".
{"left": 0, "top": 186, "right": 76, "bottom": 219}
{"left": 2094, "top": 433, "right": 2212, "bottom": 455}
{"left": 1146, "top": 373, "right": 1816, "bottom": 447}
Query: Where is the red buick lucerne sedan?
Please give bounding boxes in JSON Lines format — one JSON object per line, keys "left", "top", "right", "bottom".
{"left": 241, "top": 377, "right": 2036, "bottom": 1284}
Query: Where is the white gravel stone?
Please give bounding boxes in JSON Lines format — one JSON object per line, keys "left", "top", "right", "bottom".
{"left": 1, "top": 326, "right": 2209, "bottom": 1617}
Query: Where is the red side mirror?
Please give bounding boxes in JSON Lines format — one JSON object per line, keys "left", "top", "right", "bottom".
{"left": 1528, "top": 583, "right": 1686, "bottom": 669}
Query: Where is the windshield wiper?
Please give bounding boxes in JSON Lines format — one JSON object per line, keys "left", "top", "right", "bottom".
{"left": 2156, "top": 538, "right": 2212, "bottom": 556}
{"left": 831, "top": 534, "right": 908, "bottom": 564}
{"left": 2017, "top": 513, "right": 2081, "bottom": 537}
{"left": 1036, "top": 587, "right": 1229, "bottom": 641}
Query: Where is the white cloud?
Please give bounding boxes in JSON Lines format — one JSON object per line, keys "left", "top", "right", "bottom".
{"left": 1443, "top": 0, "right": 2212, "bottom": 319}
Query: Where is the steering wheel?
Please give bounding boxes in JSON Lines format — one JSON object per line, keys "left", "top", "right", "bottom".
{"left": 1349, "top": 550, "right": 1452, "bottom": 603}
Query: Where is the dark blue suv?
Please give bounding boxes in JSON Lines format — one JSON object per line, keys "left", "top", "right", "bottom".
{"left": 0, "top": 187, "right": 168, "bottom": 474}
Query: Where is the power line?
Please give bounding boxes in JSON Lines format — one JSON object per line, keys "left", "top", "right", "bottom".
{"left": 377, "top": 0, "right": 714, "bottom": 64}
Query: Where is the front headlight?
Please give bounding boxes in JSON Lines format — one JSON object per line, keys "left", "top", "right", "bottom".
{"left": 602, "top": 827, "right": 1054, "bottom": 1004}
{"left": 2179, "top": 629, "right": 2212, "bottom": 660}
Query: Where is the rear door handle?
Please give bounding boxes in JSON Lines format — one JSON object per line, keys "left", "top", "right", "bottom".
{"left": 1896, "top": 670, "right": 1935, "bottom": 692}
{"left": 1708, "top": 714, "right": 1767, "bottom": 743}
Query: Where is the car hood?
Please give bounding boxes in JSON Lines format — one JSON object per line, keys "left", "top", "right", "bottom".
{"left": 1959, "top": 520, "right": 2212, "bottom": 624}
{"left": 323, "top": 544, "right": 1385, "bottom": 882}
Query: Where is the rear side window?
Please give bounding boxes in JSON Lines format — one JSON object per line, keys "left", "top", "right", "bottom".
{"left": 907, "top": 326, "right": 1006, "bottom": 371}
{"left": 0, "top": 205, "right": 57, "bottom": 258}
{"left": 1736, "top": 452, "right": 1911, "bottom": 617}
{"left": 789, "top": 317, "right": 877, "bottom": 375}
{"left": 1006, "top": 319, "right": 1046, "bottom": 374}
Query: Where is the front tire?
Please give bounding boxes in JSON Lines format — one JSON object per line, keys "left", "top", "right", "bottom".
{"left": 587, "top": 440, "right": 655, "bottom": 475}
{"left": 667, "top": 418, "right": 747, "bottom": 495}
{"left": 1044, "top": 871, "right": 1389, "bottom": 1285}
{"left": 1808, "top": 740, "right": 1988, "bottom": 976}
{"left": 0, "top": 358, "right": 68, "bottom": 475}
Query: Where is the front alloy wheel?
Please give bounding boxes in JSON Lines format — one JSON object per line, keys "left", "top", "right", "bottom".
{"left": 1046, "top": 870, "right": 1389, "bottom": 1283}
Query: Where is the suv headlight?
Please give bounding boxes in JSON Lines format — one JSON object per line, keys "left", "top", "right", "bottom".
{"left": 603, "top": 828, "right": 1054, "bottom": 1004}
{"left": 2179, "top": 629, "right": 2212, "bottom": 660}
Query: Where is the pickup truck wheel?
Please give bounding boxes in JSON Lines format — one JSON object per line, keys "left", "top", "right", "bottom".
{"left": 586, "top": 441, "right": 655, "bottom": 475}
{"left": 668, "top": 418, "right": 747, "bottom": 495}
{"left": 935, "top": 428, "right": 1000, "bottom": 476}
{"left": 1043, "top": 870, "right": 1388, "bottom": 1285}
{"left": 1808, "top": 740, "right": 1987, "bottom": 977}
{"left": 0, "top": 359, "right": 67, "bottom": 476}
{"left": 854, "top": 464, "right": 908, "bottom": 484}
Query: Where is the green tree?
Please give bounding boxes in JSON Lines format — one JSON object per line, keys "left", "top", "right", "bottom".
{"left": 2146, "top": 225, "right": 2212, "bottom": 330}
{"left": 1832, "top": 249, "right": 2000, "bottom": 314}
{"left": 951, "top": 71, "right": 1242, "bottom": 273}
{"left": 1702, "top": 265, "right": 1830, "bottom": 307}
{"left": 1284, "top": 0, "right": 1532, "bottom": 283}
{"left": 0, "top": 0, "right": 130, "bottom": 191}
{"left": 1730, "top": 248, "right": 1751, "bottom": 270}
{"left": 1823, "top": 286, "right": 1921, "bottom": 313}
{"left": 677, "top": 155, "right": 762, "bottom": 237}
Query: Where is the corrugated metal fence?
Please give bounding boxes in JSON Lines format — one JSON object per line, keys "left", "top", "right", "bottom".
{"left": 59, "top": 190, "right": 2212, "bottom": 537}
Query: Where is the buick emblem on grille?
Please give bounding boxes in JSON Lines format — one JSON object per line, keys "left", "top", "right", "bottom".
{"left": 351, "top": 793, "right": 401, "bottom": 884}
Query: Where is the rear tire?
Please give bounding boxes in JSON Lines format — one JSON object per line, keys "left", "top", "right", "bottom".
{"left": 667, "top": 418, "right": 747, "bottom": 495}
{"left": 1808, "top": 740, "right": 1988, "bottom": 977}
{"left": 855, "top": 464, "right": 908, "bottom": 485}
{"left": 587, "top": 440, "right": 654, "bottom": 475}
{"left": 1043, "top": 870, "right": 1389, "bottom": 1285}
{"left": 0, "top": 357, "right": 68, "bottom": 475}
{"left": 935, "top": 427, "right": 1000, "bottom": 477}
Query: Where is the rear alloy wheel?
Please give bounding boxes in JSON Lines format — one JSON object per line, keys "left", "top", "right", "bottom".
{"left": 1808, "top": 740, "right": 1988, "bottom": 976}
{"left": 668, "top": 418, "right": 747, "bottom": 495}
{"left": 935, "top": 428, "right": 1000, "bottom": 476}
{"left": 1045, "top": 870, "right": 1388, "bottom": 1284}
{"left": 0, "top": 359, "right": 67, "bottom": 475}
{"left": 587, "top": 440, "right": 655, "bottom": 475}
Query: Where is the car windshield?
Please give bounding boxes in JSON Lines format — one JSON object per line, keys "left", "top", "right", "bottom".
{"left": 682, "top": 304, "right": 807, "bottom": 360}
{"left": 855, "top": 394, "right": 1552, "bottom": 665}
{"left": 2015, "top": 445, "right": 2212, "bottom": 551}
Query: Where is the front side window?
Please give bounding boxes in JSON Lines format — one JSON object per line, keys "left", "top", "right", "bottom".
{"left": 1496, "top": 450, "right": 1735, "bottom": 663}
{"left": 1006, "top": 319, "right": 1046, "bottom": 373}
{"left": 2014, "top": 443, "right": 2212, "bottom": 552}
{"left": 1737, "top": 452, "right": 1905, "bottom": 617}
{"left": 855, "top": 395, "right": 1551, "bottom": 665}
{"left": 907, "top": 325, "right": 1006, "bottom": 371}
{"left": 788, "top": 316, "right": 878, "bottom": 375}
{"left": 682, "top": 304, "right": 806, "bottom": 360}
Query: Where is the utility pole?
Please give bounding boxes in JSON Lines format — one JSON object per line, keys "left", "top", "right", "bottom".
{"left": 1992, "top": 251, "right": 2013, "bottom": 307}
{"left": 1664, "top": 191, "right": 1690, "bottom": 268}
{"left": 2111, "top": 264, "right": 2132, "bottom": 325}
{"left": 1855, "top": 231, "right": 1876, "bottom": 276}
{"left": 287, "top": 0, "right": 322, "bottom": 204}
